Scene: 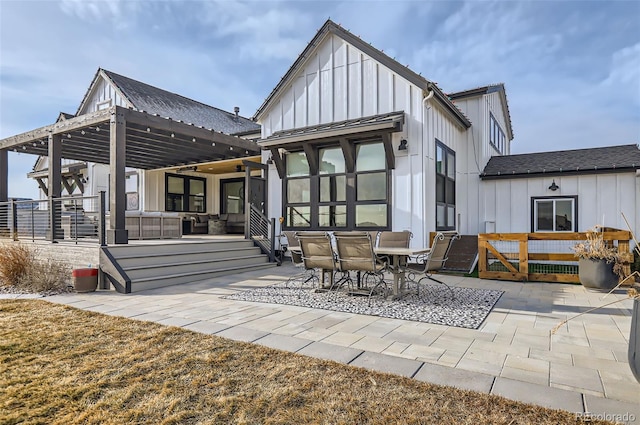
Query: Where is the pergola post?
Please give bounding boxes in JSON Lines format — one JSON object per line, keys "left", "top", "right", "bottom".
{"left": 107, "top": 107, "right": 128, "bottom": 244}
{"left": 48, "top": 133, "right": 62, "bottom": 242}
{"left": 0, "top": 149, "right": 8, "bottom": 235}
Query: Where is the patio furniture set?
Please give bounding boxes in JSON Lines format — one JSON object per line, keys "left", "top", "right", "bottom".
{"left": 281, "top": 230, "right": 460, "bottom": 303}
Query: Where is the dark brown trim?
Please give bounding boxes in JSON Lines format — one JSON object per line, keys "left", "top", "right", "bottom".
{"left": 530, "top": 195, "right": 578, "bottom": 233}
{"left": 481, "top": 168, "right": 638, "bottom": 180}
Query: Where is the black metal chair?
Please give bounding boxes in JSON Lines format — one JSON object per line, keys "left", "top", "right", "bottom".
{"left": 407, "top": 231, "right": 460, "bottom": 298}
{"left": 333, "top": 231, "right": 388, "bottom": 302}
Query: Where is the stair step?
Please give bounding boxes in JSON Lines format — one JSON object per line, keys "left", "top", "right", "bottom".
{"left": 125, "top": 255, "right": 268, "bottom": 279}
{"left": 115, "top": 247, "right": 262, "bottom": 267}
{"left": 129, "top": 263, "right": 277, "bottom": 292}
{"left": 106, "top": 240, "right": 254, "bottom": 256}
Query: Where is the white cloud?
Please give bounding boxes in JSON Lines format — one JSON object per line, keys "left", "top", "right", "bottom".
{"left": 601, "top": 42, "right": 640, "bottom": 103}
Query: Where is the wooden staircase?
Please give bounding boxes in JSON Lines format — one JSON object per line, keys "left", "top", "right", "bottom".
{"left": 99, "top": 239, "right": 275, "bottom": 293}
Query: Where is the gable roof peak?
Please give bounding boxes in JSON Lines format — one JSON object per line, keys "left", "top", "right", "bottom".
{"left": 253, "top": 19, "right": 470, "bottom": 128}
{"left": 77, "top": 67, "right": 259, "bottom": 135}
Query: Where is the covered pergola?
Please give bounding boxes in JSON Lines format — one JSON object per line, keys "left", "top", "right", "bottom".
{"left": 0, "top": 105, "right": 261, "bottom": 243}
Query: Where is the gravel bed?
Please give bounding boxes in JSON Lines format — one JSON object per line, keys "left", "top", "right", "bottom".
{"left": 224, "top": 278, "right": 503, "bottom": 329}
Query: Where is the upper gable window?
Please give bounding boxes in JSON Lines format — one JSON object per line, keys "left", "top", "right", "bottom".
{"left": 490, "top": 113, "right": 506, "bottom": 155}
{"left": 97, "top": 99, "right": 112, "bottom": 111}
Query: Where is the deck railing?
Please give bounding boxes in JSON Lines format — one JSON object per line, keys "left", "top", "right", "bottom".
{"left": 248, "top": 204, "right": 277, "bottom": 264}
{"left": 0, "top": 193, "right": 106, "bottom": 245}
{"left": 478, "top": 229, "right": 633, "bottom": 283}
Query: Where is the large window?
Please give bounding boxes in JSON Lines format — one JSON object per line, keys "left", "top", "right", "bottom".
{"left": 282, "top": 140, "right": 390, "bottom": 230}
{"left": 319, "top": 147, "right": 347, "bottom": 227}
{"left": 436, "top": 140, "right": 456, "bottom": 231}
{"left": 532, "top": 196, "right": 577, "bottom": 232}
{"left": 220, "top": 178, "right": 244, "bottom": 214}
{"left": 284, "top": 151, "right": 311, "bottom": 227}
{"left": 355, "top": 143, "right": 388, "bottom": 227}
{"left": 165, "top": 173, "right": 206, "bottom": 212}
{"left": 490, "top": 113, "right": 507, "bottom": 154}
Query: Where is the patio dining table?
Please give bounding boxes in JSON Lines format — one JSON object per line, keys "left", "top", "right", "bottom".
{"left": 374, "top": 246, "right": 431, "bottom": 298}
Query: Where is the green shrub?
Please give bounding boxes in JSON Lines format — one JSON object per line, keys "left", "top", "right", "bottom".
{"left": 0, "top": 242, "right": 71, "bottom": 293}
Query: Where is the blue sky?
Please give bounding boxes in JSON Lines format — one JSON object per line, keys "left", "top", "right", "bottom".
{"left": 1, "top": 0, "right": 639, "bottom": 199}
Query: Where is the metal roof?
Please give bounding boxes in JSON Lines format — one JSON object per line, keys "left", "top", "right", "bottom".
{"left": 259, "top": 111, "right": 405, "bottom": 148}
{"left": 448, "top": 83, "right": 514, "bottom": 140}
{"left": 481, "top": 144, "right": 640, "bottom": 179}
{"left": 252, "top": 19, "right": 470, "bottom": 129}
{"left": 98, "top": 69, "right": 260, "bottom": 136}
{"left": 0, "top": 106, "right": 261, "bottom": 170}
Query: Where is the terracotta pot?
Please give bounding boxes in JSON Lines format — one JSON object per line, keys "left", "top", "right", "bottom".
{"left": 578, "top": 258, "right": 619, "bottom": 290}
{"left": 629, "top": 291, "right": 640, "bottom": 383}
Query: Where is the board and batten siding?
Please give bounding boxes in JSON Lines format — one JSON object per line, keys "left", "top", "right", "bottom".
{"left": 78, "top": 77, "right": 130, "bottom": 115}
{"left": 481, "top": 173, "right": 639, "bottom": 234}
{"left": 261, "top": 33, "right": 469, "bottom": 246}
{"left": 262, "top": 34, "right": 421, "bottom": 138}
{"left": 453, "top": 91, "right": 512, "bottom": 235}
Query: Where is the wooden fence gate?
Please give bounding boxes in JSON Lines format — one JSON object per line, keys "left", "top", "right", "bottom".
{"left": 478, "top": 230, "right": 633, "bottom": 283}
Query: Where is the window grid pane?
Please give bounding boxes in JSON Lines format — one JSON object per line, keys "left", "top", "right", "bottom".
{"left": 356, "top": 143, "right": 385, "bottom": 172}
{"left": 357, "top": 172, "right": 386, "bottom": 201}
{"left": 356, "top": 204, "right": 387, "bottom": 227}
{"left": 319, "top": 147, "right": 346, "bottom": 174}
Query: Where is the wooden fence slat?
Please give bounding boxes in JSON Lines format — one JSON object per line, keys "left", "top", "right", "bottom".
{"left": 528, "top": 273, "right": 580, "bottom": 283}
{"left": 478, "top": 239, "right": 488, "bottom": 275}
{"left": 528, "top": 253, "right": 577, "bottom": 261}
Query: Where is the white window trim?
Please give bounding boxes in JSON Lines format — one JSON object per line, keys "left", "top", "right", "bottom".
{"left": 96, "top": 99, "right": 112, "bottom": 110}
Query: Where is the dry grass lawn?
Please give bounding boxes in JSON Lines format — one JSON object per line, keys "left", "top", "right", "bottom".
{"left": 0, "top": 300, "right": 610, "bottom": 424}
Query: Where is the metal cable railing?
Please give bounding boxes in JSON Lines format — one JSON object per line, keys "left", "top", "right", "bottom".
{"left": 0, "top": 193, "right": 106, "bottom": 245}
{"left": 248, "top": 204, "right": 277, "bottom": 263}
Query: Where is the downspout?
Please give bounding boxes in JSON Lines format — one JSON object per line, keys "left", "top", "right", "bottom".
{"left": 422, "top": 88, "right": 434, "bottom": 245}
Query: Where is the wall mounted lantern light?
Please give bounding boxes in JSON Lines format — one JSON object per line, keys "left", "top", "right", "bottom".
{"left": 548, "top": 180, "right": 559, "bottom": 191}
{"left": 398, "top": 139, "right": 408, "bottom": 151}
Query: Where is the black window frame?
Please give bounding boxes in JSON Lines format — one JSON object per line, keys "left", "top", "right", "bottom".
{"left": 220, "top": 177, "right": 245, "bottom": 214}
{"left": 165, "top": 173, "right": 207, "bottom": 213}
{"left": 435, "top": 140, "right": 456, "bottom": 231}
{"left": 281, "top": 139, "right": 391, "bottom": 231}
{"left": 490, "top": 113, "right": 506, "bottom": 154}
{"left": 531, "top": 195, "right": 578, "bottom": 232}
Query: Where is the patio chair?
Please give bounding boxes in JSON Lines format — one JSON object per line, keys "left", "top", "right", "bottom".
{"left": 333, "top": 231, "right": 388, "bottom": 301}
{"left": 377, "top": 230, "right": 412, "bottom": 269}
{"left": 407, "top": 231, "right": 460, "bottom": 299}
{"left": 296, "top": 231, "right": 337, "bottom": 291}
{"left": 282, "top": 231, "right": 316, "bottom": 291}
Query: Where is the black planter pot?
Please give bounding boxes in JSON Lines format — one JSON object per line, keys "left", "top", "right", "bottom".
{"left": 629, "top": 291, "right": 640, "bottom": 383}
{"left": 578, "top": 258, "right": 619, "bottom": 290}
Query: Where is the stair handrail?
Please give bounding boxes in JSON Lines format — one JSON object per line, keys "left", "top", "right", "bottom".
{"left": 248, "top": 204, "right": 278, "bottom": 264}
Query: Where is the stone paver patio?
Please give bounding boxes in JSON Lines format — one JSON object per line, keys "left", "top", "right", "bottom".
{"left": 4, "top": 263, "right": 639, "bottom": 423}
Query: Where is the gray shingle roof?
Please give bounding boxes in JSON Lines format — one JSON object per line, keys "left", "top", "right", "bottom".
{"left": 481, "top": 144, "right": 640, "bottom": 179}
{"left": 102, "top": 69, "right": 260, "bottom": 136}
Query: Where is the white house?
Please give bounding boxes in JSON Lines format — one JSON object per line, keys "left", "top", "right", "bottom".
{"left": 480, "top": 144, "right": 640, "bottom": 233}
{"left": 5, "top": 20, "right": 639, "bottom": 248}
{"left": 254, "top": 20, "right": 514, "bottom": 247}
